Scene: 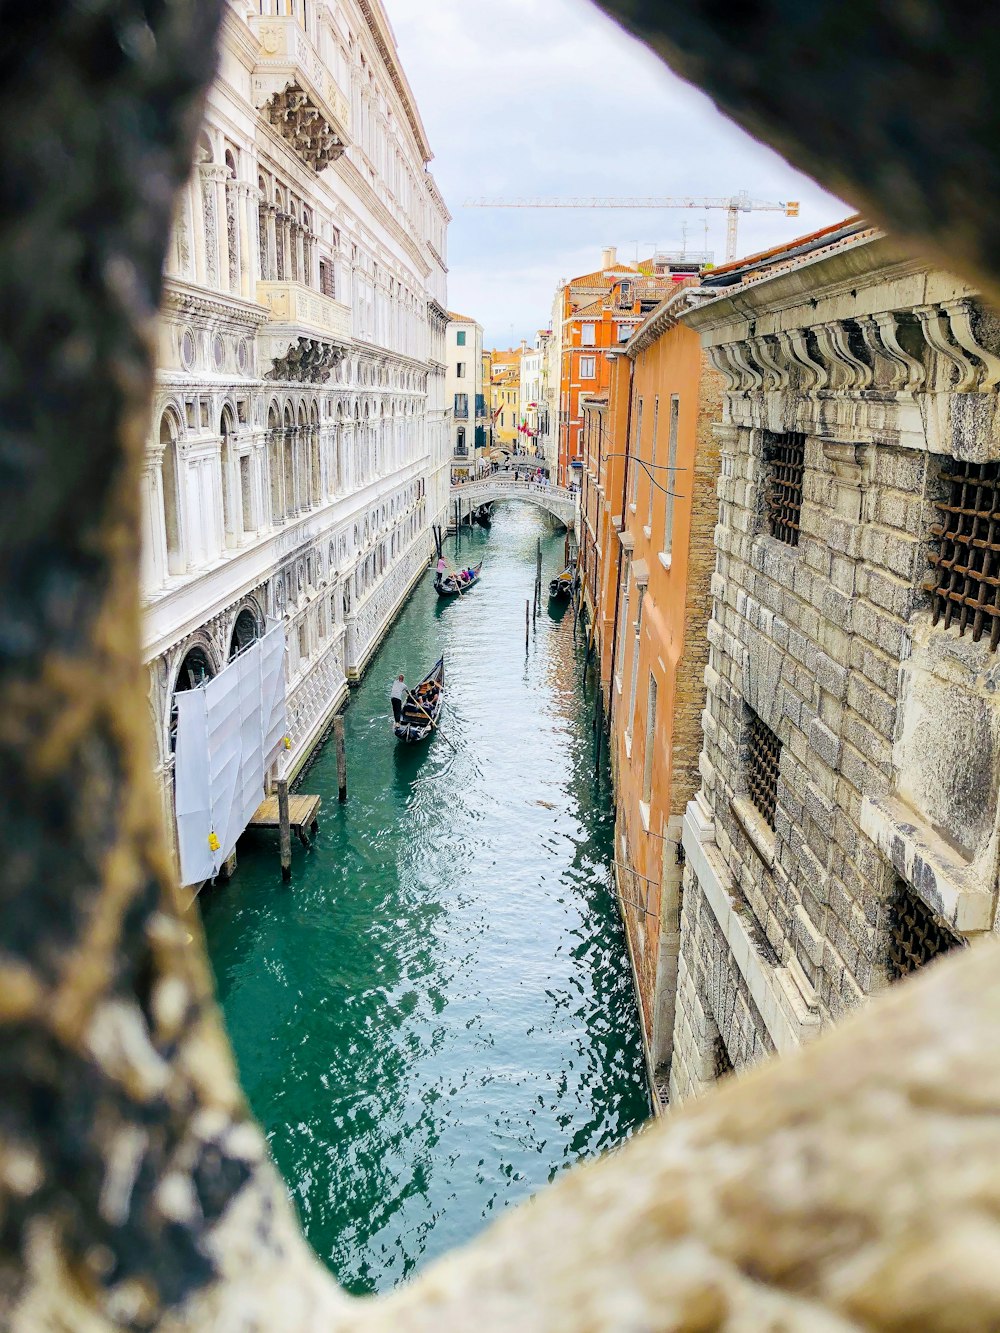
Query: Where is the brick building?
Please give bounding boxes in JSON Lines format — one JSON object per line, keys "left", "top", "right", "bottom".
{"left": 669, "top": 221, "right": 1000, "bottom": 1100}
{"left": 578, "top": 285, "right": 723, "bottom": 1102}
{"left": 553, "top": 248, "right": 696, "bottom": 485}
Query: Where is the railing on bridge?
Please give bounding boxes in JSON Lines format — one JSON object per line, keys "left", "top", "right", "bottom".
{"left": 451, "top": 475, "right": 577, "bottom": 506}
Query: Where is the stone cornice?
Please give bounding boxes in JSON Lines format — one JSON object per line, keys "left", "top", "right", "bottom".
{"left": 160, "top": 279, "right": 270, "bottom": 329}
{"left": 425, "top": 239, "right": 449, "bottom": 273}
{"left": 682, "top": 232, "right": 945, "bottom": 334}
{"left": 355, "top": 0, "right": 433, "bottom": 164}
{"left": 624, "top": 285, "right": 707, "bottom": 358}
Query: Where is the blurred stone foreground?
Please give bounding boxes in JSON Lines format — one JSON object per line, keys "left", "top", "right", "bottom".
{"left": 4, "top": 1, "right": 1000, "bottom": 1330}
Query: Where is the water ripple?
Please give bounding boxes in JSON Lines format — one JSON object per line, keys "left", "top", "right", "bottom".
{"left": 202, "top": 504, "right": 649, "bottom": 1296}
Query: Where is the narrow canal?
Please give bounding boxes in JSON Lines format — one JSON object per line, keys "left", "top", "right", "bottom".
{"left": 201, "top": 503, "right": 649, "bottom": 1295}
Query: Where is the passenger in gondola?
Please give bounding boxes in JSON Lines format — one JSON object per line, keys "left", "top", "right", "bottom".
{"left": 390, "top": 673, "right": 406, "bottom": 722}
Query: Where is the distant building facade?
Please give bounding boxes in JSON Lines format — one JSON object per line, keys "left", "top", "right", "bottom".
{"left": 553, "top": 247, "right": 698, "bottom": 486}
{"left": 489, "top": 348, "right": 522, "bottom": 452}
{"left": 520, "top": 342, "right": 544, "bottom": 457}
{"left": 446, "top": 312, "right": 484, "bottom": 479}
{"left": 143, "top": 0, "right": 450, "bottom": 878}
{"left": 670, "top": 222, "right": 1000, "bottom": 1101}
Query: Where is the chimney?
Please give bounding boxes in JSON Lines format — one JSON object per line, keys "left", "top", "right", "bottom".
{"left": 601, "top": 245, "right": 617, "bottom": 270}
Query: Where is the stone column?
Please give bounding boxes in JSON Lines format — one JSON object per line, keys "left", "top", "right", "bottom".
{"left": 199, "top": 163, "right": 227, "bottom": 289}
{"left": 242, "top": 185, "right": 259, "bottom": 296}
{"left": 190, "top": 177, "right": 208, "bottom": 285}
{"left": 226, "top": 179, "right": 241, "bottom": 295}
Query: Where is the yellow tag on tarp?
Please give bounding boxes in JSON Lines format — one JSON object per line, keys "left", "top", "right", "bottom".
{"left": 208, "top": 831, "right": 220, "bottom": 852}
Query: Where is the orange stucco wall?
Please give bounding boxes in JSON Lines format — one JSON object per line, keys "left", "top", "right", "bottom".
{"left": 588, "top": 313, "right": 722, "bottom": 1076}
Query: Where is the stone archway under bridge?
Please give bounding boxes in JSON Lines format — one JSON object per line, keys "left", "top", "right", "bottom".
{"left": 449, "top": 477, "right": 577, "bottom": 531}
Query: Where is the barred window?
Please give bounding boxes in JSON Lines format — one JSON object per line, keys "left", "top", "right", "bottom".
{"left": 887, "top": 877, "right": 965, "bottom": 980}
{"left": 745, "top": 707, "right": 781, "bottom": 830}
{"left": 927, "top": 459, "right": 1000, "bottom": 651}
{"left": 764, "top": 431, "right": 806, "bottom": 546}
{"left": 712, "top": 1035, "right": 734, "bottom": 1079}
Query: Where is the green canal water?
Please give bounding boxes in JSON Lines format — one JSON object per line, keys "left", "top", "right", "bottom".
{"left": 201, "top": 502, "right": 650, "bottom": 1295}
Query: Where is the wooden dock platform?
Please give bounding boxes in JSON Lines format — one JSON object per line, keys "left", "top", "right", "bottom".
{"left": 250, "top": 793, "right": 321, "bottom": 846}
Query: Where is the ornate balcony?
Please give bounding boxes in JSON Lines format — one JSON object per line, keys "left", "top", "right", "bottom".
{"left": 257, "top": 281, "right": 352, "bottom": 384}
{"left": 250, "top": 16, "right": 350, "bottom": 172}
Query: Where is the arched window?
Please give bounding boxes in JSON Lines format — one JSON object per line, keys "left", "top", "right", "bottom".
{"left": 220, "top": 407, "right": 236, "bottom": 548}
{"left": 229, "top": 608, "right": 260, "bottom": 660}
{"left": 160, "top": 411, "right": 184, "bottom": 575}
{"left": 283, "top": 405, "right": 295, "bottom": 516}
{"left": 310, "top": 404, "right": 321, "bottom": 504}
{"left": 170, "top": 645, "right": 216, "bottom": 752}
{"left": 267, "top": 405, "right": 282, "bottom": 524}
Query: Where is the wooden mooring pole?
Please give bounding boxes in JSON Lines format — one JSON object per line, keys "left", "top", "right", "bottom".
{"left": 525, "top": 598, "right": 530, "bottom": 653}
{"left": 277, "top": 776, "right": 292, "bottom": 881}
{"left": 334, "top": 715, "right": 348, "bottom": 802}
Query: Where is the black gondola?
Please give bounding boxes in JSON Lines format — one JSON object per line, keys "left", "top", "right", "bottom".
{"left": 394, "top": 657, "right": 445, "bottom": 743}
{"left": 435, "top": 561, "right": 483, "bottom": 598}
{"left": 549, "top": 566, "right": 574, "bottom": 598}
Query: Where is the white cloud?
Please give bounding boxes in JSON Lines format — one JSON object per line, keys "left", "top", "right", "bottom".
{"left": 387, "top": 0, "right": 849, "bottom": 347}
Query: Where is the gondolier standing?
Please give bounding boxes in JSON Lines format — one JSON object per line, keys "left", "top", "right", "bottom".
{"left": 390, "top": 673, "right": 407, "bottom": 723}
{"left": 434, "top": 554, "right": 447, "bottom": 590}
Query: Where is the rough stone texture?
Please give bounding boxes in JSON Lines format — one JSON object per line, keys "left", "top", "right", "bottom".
{"left": 0, "top": 4, "right": 349, "bottom": 1328}
{"left": 671, "top": 234, "right": 1000, "bottom": 1099}
{"left": 14, "top": 2, "right": 1000, "bottom": 1330}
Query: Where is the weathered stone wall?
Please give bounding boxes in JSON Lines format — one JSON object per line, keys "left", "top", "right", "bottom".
{"left": 669, "top": 861, "right": 777, "bottom": 1100}
{"left": 672, "top": 235, "right": 1000, "bottom": 1093}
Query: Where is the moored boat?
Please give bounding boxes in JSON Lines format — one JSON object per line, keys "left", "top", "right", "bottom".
{"left": 393, "top": 657, "right": 445, "bottom": 743}
{"left": 435, "top": 561, "right": 483, "bottom": 598}
{"left": 549, "top": 566, "right": 575, "bottom": 599}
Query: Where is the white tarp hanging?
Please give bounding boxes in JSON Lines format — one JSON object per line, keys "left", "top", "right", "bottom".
{"left": 174, "top": 622, "right": 287, "bottom": 887}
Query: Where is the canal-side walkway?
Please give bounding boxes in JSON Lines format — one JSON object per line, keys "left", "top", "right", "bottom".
{"left": 201, "top": 503, "right": 649, "bottom": 1295}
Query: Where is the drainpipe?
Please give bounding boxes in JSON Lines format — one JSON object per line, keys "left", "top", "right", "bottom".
{"left": 608, "top": 352, "right": 635, "bottom": 734}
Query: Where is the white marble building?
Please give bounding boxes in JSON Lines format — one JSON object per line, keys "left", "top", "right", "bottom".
{"left": 142, "top": 0, "right": 450, "bottom": 869}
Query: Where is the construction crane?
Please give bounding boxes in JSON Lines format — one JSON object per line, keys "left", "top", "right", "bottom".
{"left": 463, "top": 192, "right": 800, "bottom": 262}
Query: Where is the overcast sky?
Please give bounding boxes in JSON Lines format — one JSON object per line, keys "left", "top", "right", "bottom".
{"left": 386, "top": 0, "right": 849, "bottom": 350}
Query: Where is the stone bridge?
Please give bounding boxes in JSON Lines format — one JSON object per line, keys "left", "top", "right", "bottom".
{"left": 450, "top": 476, "right": 577, "bottom": 530}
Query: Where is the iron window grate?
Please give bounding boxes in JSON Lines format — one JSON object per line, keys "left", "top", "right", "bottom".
{"left": 746, "top": 708, "right": 781, "bottom": 831}
{"left": 926, "top": 459, "right": 1000, "bottom": 651}
{"left": 765, "top": 432, "right": 806, "bottom": 546}
{"left": 887, "top": 878, "right": 965, "bottom": 981}
{"left": 712, "top": 1035, "right": 734, "bottom": 1079}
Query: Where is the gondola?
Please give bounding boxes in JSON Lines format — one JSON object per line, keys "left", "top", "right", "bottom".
{"left": 435, "top": 561, "right": 483, "bottom": 598}
{"left": 549, "top": 566, "right": 575, "bottom": 599}
{"left": 394, "top": 656, "right": 445, "bottom": 743}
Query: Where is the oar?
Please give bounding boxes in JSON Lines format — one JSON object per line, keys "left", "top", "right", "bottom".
{"left": 404, "top": 690, "right": 458, "bottom": 752}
